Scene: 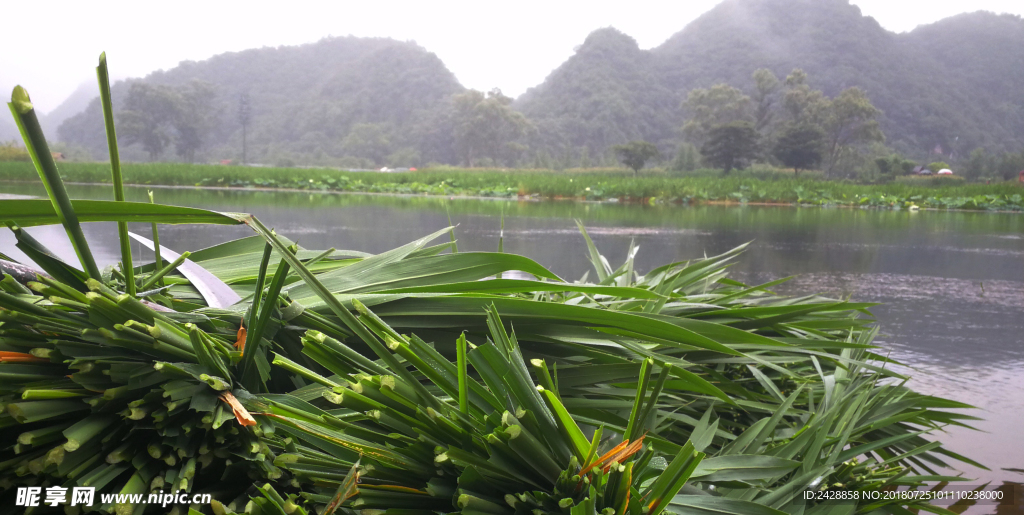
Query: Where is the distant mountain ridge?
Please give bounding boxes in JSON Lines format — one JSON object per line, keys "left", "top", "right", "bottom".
{"left": 57, "top": 36, "right": 464, "bottom": 164}
{"left": 519, "top": 0, "right": 1024, "bottom": 160}
{"left": 50, "top": 0, "right": 1024, "bottom": 165}
{"left": 40, "top": 81, "right": 99, "bottom": 137}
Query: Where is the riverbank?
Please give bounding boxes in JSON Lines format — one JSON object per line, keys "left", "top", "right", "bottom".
{"left": 1, "top": 161, "right": 1022, "bottom": 211}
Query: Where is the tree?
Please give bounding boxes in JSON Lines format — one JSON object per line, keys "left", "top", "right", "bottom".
{"left": 452, "top": 89, "right": 531, "bottom": 167}
{"left": 612, "top": 141, "right": 660, "bottom": 177}
{"left": 681, "top": 84, "right": 753, "bottom": 146}
{"left": 342, "top": 123, "right": 392, "bottom": 165}
{"left": 751, "top": 68, "right": 780, "bottom": 134}
{"left": 875, "top": 155, "right": 916, "bottom": 177}
{"left": 238, "top": 92, "right": 251, "bottom": 165}
{"left": 964, "top": 148, "right": 993, "bottom": 180}
{"left": 700, "top": 122, "right": 759, "bottom": 174}
{"left": 671, "top": 142, "right": 700, "bottom": 173}
{"left": 172, "top": 81, "right": 218, "bottom": 163}
{"left": 996, "top": 151, "right": 1024, "bottom": 181}
{"left": 822, "top": 87, "right": 884, "bottom": 176}
{"left": 579, "top": 146, "right": 591, "bottom": 168}
{"left": 782, "top": 69, "right": 828, "bottom": 126}
{"left": 116, "top": 80, "right": 218, "bottom": 163}
{"left": 772, "top": 123, "right": 824, "bottom": 175}
{"left": 117, "top": 83, "right": 178, "bottom": 161}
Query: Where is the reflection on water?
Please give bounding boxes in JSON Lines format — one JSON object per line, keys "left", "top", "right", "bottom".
{"left": 2, "top": 183, "right": 1023, "bottom": 497}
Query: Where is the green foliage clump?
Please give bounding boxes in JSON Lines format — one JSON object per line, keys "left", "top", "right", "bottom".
{"left": 670, "top": 143, "right": 701, "bottom": 173}
{"left": 611, "top": 141, "right": 660, "bottom": 176}
{"left": 700, "top": 122, "right": 760, "bottom": 174}
{"left": 773, "top": 123, "right": 824, "bottom": 174}
{"left": 874, "top": 155, "right": 917, "bottom": 177}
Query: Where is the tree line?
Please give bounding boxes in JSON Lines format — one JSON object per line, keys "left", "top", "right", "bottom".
{"left": 116, "top": 81, "right": 219, "bottom": 162}
{"left": 608, "top": 69, "right": 885, "bottom": 177}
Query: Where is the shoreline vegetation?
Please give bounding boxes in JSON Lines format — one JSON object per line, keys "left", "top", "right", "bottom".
{"left": 2, "top": 160, "right": 1023, "bottom": 211}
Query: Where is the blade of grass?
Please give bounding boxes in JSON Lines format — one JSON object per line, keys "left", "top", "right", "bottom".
{"left": 148, "top": 191, "right": 163, "bottom": 286}
{"left": 5, "top": 223, "right": 88, "bottom": 289}
{"left": 623, "top": 358, "right": 653, "bottom": 443}
{"left": 128, "top": 232, "right": 241, "bottom": 308}
{"left": 497, "top": 207, "right": 505, "bottom": 278}
{"left": 96, "top": 53, "right": 134, "bottom": 296}
{"left": 138, "top": 250, "right": 190, "bottom": 291}
{"left": 445, "top": 203, "right": 458, "bottom": 253}
{"left": 0, "top": 199, "right": 246, "bottom": 227}
{"left": 8, "top": 86, "right": 101, "bottom": 279}
{"left": 241, "top": 248, "right": 293, "bottom": 392}
{"left": 457, "top": 332, "right": 469, "bottom": 415}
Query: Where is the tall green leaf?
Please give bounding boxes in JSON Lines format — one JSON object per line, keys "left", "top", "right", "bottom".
{"left": 96, "top": 52, "right": 134, "bottom": 295}
{"left": 7, "top": 86, "right": 101, "bottom": 279}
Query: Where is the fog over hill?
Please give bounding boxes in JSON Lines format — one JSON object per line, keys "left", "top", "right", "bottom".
{"left": 49, "top": 0, "right": 1024, "bottom": 168}
{"left": 0, "top": 116, "right": 16, "bottom": 142}
{"left": 40, "top": 81, "right": 101, "bottom": 137}
{"left": 520, "top": 0, "right": 1024, "bottom": 161}
{"left": 57, "top": 37, "right": 463, "bottom": 165}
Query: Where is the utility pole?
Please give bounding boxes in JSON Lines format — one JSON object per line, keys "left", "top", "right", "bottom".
{"left": 238, "top": 92, "right": 251, "bottom": 165}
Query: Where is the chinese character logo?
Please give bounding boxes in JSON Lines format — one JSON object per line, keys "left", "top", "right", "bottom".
{"left": 15, "top": 487, "right": 41, "bottom": 507}
{"left": 71, "top": 487, "right": 95, "bottom": 506}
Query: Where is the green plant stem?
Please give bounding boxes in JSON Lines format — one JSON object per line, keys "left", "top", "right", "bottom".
{"left": 97, "top": 53, "right": 134, "bottom": 295}
{"left": 148, "top": 191, "right": 162, "bottom": 285}
{"left": 457, "top": 333, "right": 469, "bottom": 414}
{"left": 7, "top": 87, "right": 101, "bottom": 279}
{"left": 139, "top": 251, "right": 190, "bottom": 291}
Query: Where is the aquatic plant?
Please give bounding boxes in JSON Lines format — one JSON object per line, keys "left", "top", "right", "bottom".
{"left": 3, "top": 160, "right": 1021, "bottom": 211}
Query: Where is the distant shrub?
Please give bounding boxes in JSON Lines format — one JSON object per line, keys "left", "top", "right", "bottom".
{"left": 875, "top": 155, "right": 916, "bottom": 176}
{"left": 927, "top": 161, "right": 951, "bottom": 172}
{"left": 0, "top": 141, "right": 29, "bottom": 162}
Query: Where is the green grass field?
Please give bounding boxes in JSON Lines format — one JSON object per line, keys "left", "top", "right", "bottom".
{"left": 1, "top": 161, "right": 1022, "bottom": 210}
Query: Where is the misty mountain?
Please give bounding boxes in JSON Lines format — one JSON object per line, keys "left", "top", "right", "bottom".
{"left": 40, "top": 81, "right": 99, "bottom": 137}
{"left": 519, "top": 0, "right": 1024, "bottom": 160}
{"left": 58, "top": 36, "right": 464, "bottom": 165}
{"left": 51, "top": 0, "right": 1024, "bottom": 166}
{"left": 900, "top": 11, "right": 1024, "bottom": 153}
{"left": 515, "top": 28, "right": 678, "bottom": 154}
{"left": 651, "top": 0, "right": 933, "bottom": 150}
{"left": 0, "top": 116, "right": 17, "bottom": 142}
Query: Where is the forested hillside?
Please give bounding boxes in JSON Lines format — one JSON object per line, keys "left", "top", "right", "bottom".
{"left": 900, "top": 11, "right": 1024, "bottom": 153}
{"left": 650, "top": 0, "right": 935, "bottom": 153}
{"left": 39, "top": 81, "right": 99, "bottom": 137}
{"left": 46, "top": 0, "right": 1024, "bottom": 171}
{"left": 516, "top": 29, "right": 678, "bottom": 161}
{"left": 57, "top": 37, "right": 465, "bottom": 166}
{"left": 518, "top": 0, "right": 1024, "bottom": 165}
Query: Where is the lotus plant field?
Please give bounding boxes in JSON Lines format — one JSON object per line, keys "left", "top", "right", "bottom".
{"left": 0, "top": 56, "right": 985, "bottom": 515}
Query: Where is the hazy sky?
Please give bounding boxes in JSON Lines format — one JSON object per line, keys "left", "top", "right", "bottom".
{"left": 3, "top": 0, "right": 1023, "bottom": 114}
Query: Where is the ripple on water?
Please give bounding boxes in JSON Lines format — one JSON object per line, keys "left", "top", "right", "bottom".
{"left": 769, "top": 273, "right": 1024, "bottom": 311}
{"left": 470, "top": 227, "right": 713, "bottom": 236}
{"left": 761, "top": 240, "right": 1024, "bottom": 259}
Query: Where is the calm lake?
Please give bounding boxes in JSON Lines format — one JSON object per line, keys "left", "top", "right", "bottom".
{"left": 2, "top": 182, "right": 1022, "bottom": 493}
